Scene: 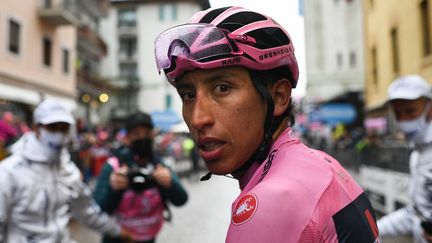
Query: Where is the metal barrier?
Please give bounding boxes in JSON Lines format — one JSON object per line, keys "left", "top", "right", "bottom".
{"left": 325, "top": 145, "right": 412, "bottom": 173}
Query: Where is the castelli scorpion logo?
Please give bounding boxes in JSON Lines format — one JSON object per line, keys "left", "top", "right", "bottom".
{"left": 232, "top": 194, "right": 258, "bottom": 225}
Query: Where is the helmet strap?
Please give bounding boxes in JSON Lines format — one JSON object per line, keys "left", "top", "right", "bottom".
{"left": 232, "top": 71, "right": 280, "bottom": 175}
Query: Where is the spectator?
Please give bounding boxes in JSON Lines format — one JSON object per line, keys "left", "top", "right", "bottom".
{"left": 378, "top": 75, "right": 432, "bottom": 243}
{"left": 0, "top": 99, "right": 131, "bottom": 242}
{"left": 93, "top": 112, "right": 188, "bottom": 243}
{"left": 0, "top": 111, "right": 17, "bottom": 160}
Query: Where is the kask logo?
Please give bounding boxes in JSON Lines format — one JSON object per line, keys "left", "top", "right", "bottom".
{"left": 222, "top": 57, "right": 241, "bottom": 65}
{"left": 232, "top": 194, "right": 258, "bottom": 225}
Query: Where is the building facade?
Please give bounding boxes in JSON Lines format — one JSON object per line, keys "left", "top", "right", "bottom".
{"left": 364, "top": 0, "right": 432, "bottom": 115}
{"left": 74, "top": 0, "right": 114, "bottom": 127}
{"left": 0, "top": 0, "right": 112, "bottom": 127}
{"left": 0, "top": 0, "right": 78, "bottom": 122}
{"left": 99, "top": 0, "right": 209, "bottom": 124}
{"left": 304, "top": 0, "right": 365, "bottom": 104}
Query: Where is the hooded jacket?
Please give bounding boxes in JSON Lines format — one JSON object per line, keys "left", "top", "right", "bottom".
{"left": 378, "top": 144, "right": 432, "bottom": 243}
{"left": 0, "top": 132, "right": 121, "bottom": 243}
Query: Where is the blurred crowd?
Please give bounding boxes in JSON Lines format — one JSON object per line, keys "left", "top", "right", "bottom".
{"left": 0, "top": 111, "right": 30, "bottom": 160}
{"left": 299, "top": 122, "right": 407, "bottom": 153}
{"left": 0, "top": 112, "right": 201, "bottom": 182}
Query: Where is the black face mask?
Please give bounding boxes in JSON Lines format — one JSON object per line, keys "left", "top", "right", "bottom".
{"left": 131, "top": 138, "right": 154, "bottom": 160}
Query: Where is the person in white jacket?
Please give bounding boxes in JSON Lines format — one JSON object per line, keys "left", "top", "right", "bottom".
{"left": 0, "top": 99, "right": 131, "bottom": 243}
{"left": 378, "top": 75, "right": 432, "bottom": 243}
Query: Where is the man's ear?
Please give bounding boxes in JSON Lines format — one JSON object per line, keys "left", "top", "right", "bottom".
{"left": 270, "top": 79, "right": 292, "bottom": 116}
{"left": 427, "top": 99, "right": 432, "bottom": 120}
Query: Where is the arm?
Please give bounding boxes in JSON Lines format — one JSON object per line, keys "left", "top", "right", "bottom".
{"left": 158, "top": 168, "right": 188, "bottom": 206}
{"left": 92, "top": 162, "right": 125, "bottom": 213}
{"left": 0, "top": 167, "right": 13, "bottom": 242}
{"left": 70, "top": 181, "right": 122, "bottom": 237}
{"left": 377, "top": 206, "right": 414, "bottom": 237}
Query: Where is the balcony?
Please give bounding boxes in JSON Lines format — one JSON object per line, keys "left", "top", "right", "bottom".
{"left": 38, "top": 0, "right": 80, "bottom": 26}
{"left": 77, "top": 25, "right": 107, "bottom": 60}
{"left": 117, "top": 24, "right": 137, "bottom": 36}
{"left": 118, "top": 52, "right": 137, "bottom": 63}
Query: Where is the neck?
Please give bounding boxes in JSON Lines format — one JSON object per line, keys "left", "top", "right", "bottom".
{"left": 272, "top": 117, "right": 289, "bottom": 141}
{"left": 232, "top": 161, "right": 261, "bottom": 189}
{"left": 233, "top": 122, "right": 289, "bottom": 188}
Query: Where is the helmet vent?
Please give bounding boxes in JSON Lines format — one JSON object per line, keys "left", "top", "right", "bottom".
{"left": 247, "top": 27, "right": 291, "bottom": 49}
{"left": 199, "top": 6, "right": 232, "bottom": 24}
{"left": 217, "top": 11, "right": 267, "bottom": 32}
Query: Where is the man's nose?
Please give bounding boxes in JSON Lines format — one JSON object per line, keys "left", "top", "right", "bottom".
{"left": 190, "top": 96, "right": 213, "bottom": 131}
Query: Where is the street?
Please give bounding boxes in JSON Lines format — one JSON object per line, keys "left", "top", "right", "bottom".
{"left": 70, "top": 173, "right": 240, "bottom": 243}
{"left": 70, "top": 168, "right": 413, "bottom": 243}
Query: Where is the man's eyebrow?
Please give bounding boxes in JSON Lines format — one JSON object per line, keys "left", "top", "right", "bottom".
{"left": 175, "top": 69, "right": 242, "bottom": 89}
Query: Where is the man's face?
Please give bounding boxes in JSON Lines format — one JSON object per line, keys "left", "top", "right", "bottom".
{"left": 127, "top": 126, "right": 153, "bottom": 143}
{"left": 390, "top": 98, "right": 429, "bottom": 121}
{"left": 38, "top": 122, "right": 70, "bottom": 135}
{"left": 176, "top": 66, "right": 267, "bottom": 175}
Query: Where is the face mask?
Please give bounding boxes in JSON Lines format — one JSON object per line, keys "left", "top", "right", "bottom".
{"left": 39, "top": 128, "right": 68, "bottom": 154}
{"left": 397, "top": 102, "right": 432, "bottom": 144}
{"left": 131, "top": 138, "right": 154, "bottom": 159}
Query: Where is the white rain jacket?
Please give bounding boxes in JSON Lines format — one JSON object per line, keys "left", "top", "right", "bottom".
{"left": 378, "top": 143, "right": 432, "bottom": 243}
{"left": 0, "top": 132, "right": 121, "bottom": 243}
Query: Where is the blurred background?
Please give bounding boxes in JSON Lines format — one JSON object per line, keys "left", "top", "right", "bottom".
{"left": 0, "top": 0, "right": 427, "bottom": 242}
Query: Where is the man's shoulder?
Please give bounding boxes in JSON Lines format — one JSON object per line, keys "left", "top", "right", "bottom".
{"left": 0, "top": 154, "right": 26, "bottom": 170}
{"left": 259, "top": 145, "right": 361, "bottom": 205}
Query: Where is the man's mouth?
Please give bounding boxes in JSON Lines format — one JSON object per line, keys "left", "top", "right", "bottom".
{"left": 199, "top": 142, "right": 224, "bottom": 151}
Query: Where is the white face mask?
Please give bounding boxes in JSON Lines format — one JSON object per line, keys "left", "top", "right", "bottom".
{"left": 397, "top": 102, "right": 432, "bottom": 144}
{"left": 38, "top": 128, "right": 68, "bottom": 155}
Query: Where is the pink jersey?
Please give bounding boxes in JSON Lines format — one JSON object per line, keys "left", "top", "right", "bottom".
{"left": 226, "top": 128, "right": 380, "bottom": 243}
{"left": 107, "top": 157, "right": 164, "bottom": 241}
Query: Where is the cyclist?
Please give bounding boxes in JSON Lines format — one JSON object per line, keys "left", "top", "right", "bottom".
{"left": 154, "top": 6, "right": 380, "bottom": 242}
{"left": 378, "top": 75, "right": 432, "bottom": 243}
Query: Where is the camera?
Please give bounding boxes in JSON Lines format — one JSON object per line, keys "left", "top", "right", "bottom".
{"left": 422, "top": 221, "right": 432, "bottom": 234}
{"left": 127, "top": 165, "right": 155, "bottom": 192}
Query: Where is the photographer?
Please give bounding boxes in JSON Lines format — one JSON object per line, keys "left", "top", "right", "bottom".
{"left": 93, "top": 112, "right": 188, "bottom": 243}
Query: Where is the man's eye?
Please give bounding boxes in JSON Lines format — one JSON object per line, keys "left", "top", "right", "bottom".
{"left": 215, "top": 84, "right": 231, "bottom": 94}
{"left": 178, "top": 90, "right": 195, "bottom": 101}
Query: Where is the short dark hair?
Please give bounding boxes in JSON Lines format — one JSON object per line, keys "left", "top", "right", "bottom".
{"left": 125, "top": 112, "right": 154, "bottom": 132}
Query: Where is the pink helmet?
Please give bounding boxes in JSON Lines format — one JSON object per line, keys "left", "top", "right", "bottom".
{"left": 154, "top": 6, "right": 299, "bottom": 88}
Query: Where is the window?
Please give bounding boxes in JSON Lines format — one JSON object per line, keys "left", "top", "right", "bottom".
{"left": 43, "top": 37, "right": 52, "bottom": 66}
{"left": 420, "top": 0, "right": 431, "bottom": 56}
{"left": 159, "top": 4, "right": 178, "bottom": 21}
{"left": 120, "top": 63, "right": 137, "bottom": 79}
{"left": 44, "top": 0, "right": 52, "bottom": 8}
{"left": 62, "top": 48, "right": 69, "bottom": 73}
{"left": 118, "top": 8, "right": 136, "bottom": 27}
{"left": 8, "top": 19, "right": 20, "bottom": 54}
{"left": 165, "top": 94, "right": 172, "bottom": 110}
{"left": 349, "top": 51, "right": 356, "bottom": 68}
{"left": 390, "top": 27, "right": 400, "bottom": 74}
{"left": 337, "top": 52, "right": 343, "bottom": 69}
{"left": 119, "top": 37, "right": 137, "bottom": 58}
{"left": 371, "top": 47, "right": 378, "bottom": 87}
